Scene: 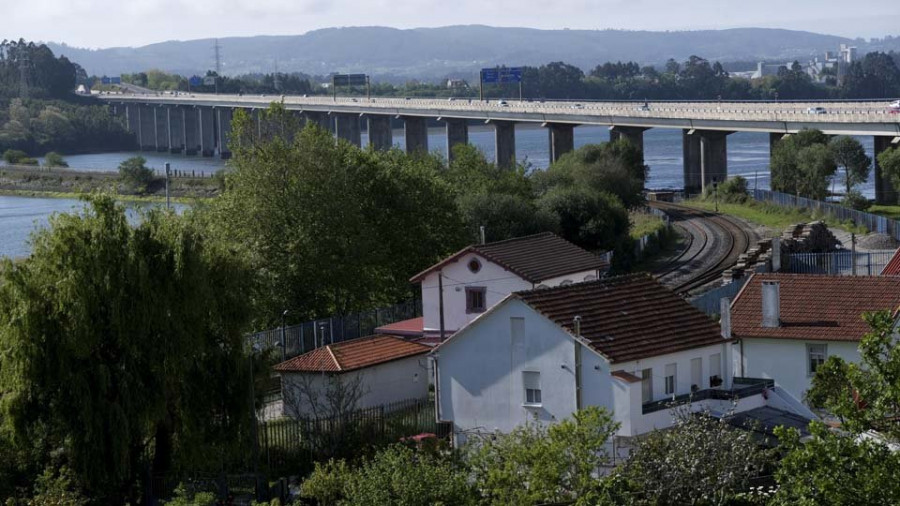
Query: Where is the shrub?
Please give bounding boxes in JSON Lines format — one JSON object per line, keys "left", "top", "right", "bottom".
{"left": 704, "top": 175, "right": 748, "bottom": 203}
{"left": 117, "top": 156, "right": 155, "bottom": 194}
{"left": 3, "top": 149, "right": 29, "bottom": 164}
{"left": 840, "top": 190, "right": 870, "bottom": 211}
{"left": 44, "top": 152, "right": 68, "bottom": 168}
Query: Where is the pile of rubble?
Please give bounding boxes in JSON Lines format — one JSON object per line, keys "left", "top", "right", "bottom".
{"left": 723, "top": 221, "right": 842, "bottom": 282}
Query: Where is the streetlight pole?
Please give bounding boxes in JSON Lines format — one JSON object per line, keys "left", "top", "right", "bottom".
{"left": 713, "top": 177, "right": 719, "bottom": 213}
{"left": 281, "top": 309, "right": 288, "bottom": 362}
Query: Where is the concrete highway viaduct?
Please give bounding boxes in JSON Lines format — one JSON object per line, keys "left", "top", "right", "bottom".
{"left": 101, "top": 94, "right": 900, "bottom": 204}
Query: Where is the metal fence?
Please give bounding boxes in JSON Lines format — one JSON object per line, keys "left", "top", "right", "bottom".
{"left": 752, "top": 189, "right": 900, "bottom": 239}
{"left": 786, "top": 250, "right": 895, "bottom": 275}
{"left": 688, "top": 278, "right": 750, "bottom": 316}
{"left": 249, "top": 298, "right": 423, "bottom": 360}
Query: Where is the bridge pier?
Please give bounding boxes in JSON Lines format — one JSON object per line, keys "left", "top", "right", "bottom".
{"left": 154, "top": 107, "right": 168, "bottom": 152}
{"left": 125, "top": 104, "right": 138, "bottom": 134}
{"left": 403, "top": 116, "right": 429, "bottom": 154}
{"left": 198, "top": 107, "right": 216, "bottom": 157}
{"left": 546, "top": 123, "right": 575, "bottom": 163}
{"left": 167, "top": 106, "right": 184, "bottom": 154}
{"left": 334, "top": 113, "right": 362, "bottom": 146}
{"left": 445, "top": 118, "right": 468, "bottom": 162}
{"left": 138, "top": 105, "right": 156, "bottom": 151}
{"left": 304, "top": 112, "right": 332, "bottom": 133}
{"left": 874, "top": 136, "right": 899, "bottom": 205}
{"left": 610, "top": 126, "right": 647, "bottom": 161}
{"left": 367, "top": 115, "right": 393, "bottom": 151}
{"left": 493, "top": 120, "right": 516, "bottom": 169}
{"left": 216, "top": 108, "right": 233, "bottom": 159}
{"left": 683, "top": 129, "right": 731, "bottom": 195}
{"left": 182, "top": 107, "right": 199, "bottom": 155}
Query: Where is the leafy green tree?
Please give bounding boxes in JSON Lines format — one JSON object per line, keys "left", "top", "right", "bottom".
{"left": 773, "top": 422, "right": 900, "bottom": 505}
{"left": 770, "top": 129, "right": 832, "bottom": 196}
{"left": 618, "top": 407, "right": 773, "bottom": 505}
{"left": 878, "top": 146, "right": 900, "bottom": 204}
{"left": 443, "top": 143, "right": 533, "bottom": 199}
{"left": 207, "top": 105, "right": 467, "bottom": 326}
{"left": 796, "top": 143, "right": 837, "bottom": 200}
{"left": 830, "top": 136, "right": 870, "bottom": 196}
{"left": 117, "top": 155, "right": 155, "bottom": 194}
{"left": 457, "top": 192, "right": 558, "bottom": 243}
{"left": 0, "top": 196, "right": 257, "bottom": 502}
{"left": 467, "top": 406, "right": 618, "bottom": 506}
{"left": 806, "top": 310, "right": 900, "bottom": 439}
{"left": 537, "top": 186, "right": 629, "bottom": 252}
{"left": 2, "top": 148, "right": 30, "bottom": 163}
{"left": 43, "top": 151, "right": 67, "bottom": 168}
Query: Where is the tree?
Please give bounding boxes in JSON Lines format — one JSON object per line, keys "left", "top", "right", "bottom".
{"left": 537, "top": 186, "right": 629, "bottom": 252}
{"left": 466, "top": 407, "right": 619, "bottom": 506}
{"left": 0, "top": 196, "right": 256, "bottom": 502}
{"left": 772, "top": 422, "right": 900, "bottom": 505}
{"left": 117, "top": 155, "right": 155, "bottom": 194}
{"left": 43, "top": 151, "right": 67, "bottom": 168}
{"left": 618, "top": 407, "right": 773, "bottom": 505}
{"left": 770, "top": 129, "right": 832, "bottom": 196}
{"left": 830, "top": 136, "right": 870, "bottom": 196}
{"left": 457, "top": 192, "right": 558, "bottom": 243}
{"left": 878, "top": 146, "right": 900, "bottom": 204}
{"left": 796, "top": 143, "right": 837, "bottom": 200}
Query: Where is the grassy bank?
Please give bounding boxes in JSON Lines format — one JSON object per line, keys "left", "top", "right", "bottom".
{"left": 630, "top": 210, "right": 667, "bottom": 239}
{"left": 685, "top": 198, "right": 868, "bottom": 235}
{"left": 0, "top": 188, "right": 211, "bottom": 205}
{"left": 868, "top": 205, "right": 900, "bottom": 221}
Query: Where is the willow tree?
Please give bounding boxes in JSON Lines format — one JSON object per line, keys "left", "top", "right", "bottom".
{"left": 0, "top": 195, "right": 256, "bottom": 502}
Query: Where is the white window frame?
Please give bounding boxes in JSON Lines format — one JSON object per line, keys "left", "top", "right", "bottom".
{"left": 523, "top": 371, "right": 542, "bottom": 406}
{"left": 807, "top": 343, "right": 828, "bottom": 377}
{"left": 664, "top": 363, "right": 677, "bottom": 396}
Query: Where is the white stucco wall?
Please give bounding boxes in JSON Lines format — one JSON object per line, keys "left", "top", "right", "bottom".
{"left": 281, "top": 354, "right": 429, "bottom": 418}
{"left": 420, "top": 251, "right": 599, "bottom": 335}
{"left": 738, "top": 338, "right": 860, "bottom": 402}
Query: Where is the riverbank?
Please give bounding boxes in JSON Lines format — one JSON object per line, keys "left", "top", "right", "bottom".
{"left": 0, "top": 165, "right": 220, "bottom": 200}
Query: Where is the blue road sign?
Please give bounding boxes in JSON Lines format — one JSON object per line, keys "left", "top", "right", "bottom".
{"left": 481, "top": 67, "right": 523, "bottom": 84}
{"left": 110, "top": 76, "right": 121, "bottom": 84}
{"left": 189, "top": 76, "right": 203, "bottom": 87}
{"left": 101, "top": 77, "right": 111, "bottom": 85}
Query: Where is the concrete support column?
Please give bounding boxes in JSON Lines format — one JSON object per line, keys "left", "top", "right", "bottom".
{"left": 153, "top": 107, "right": 167, "bottom": 152}
{"left": 138, "top": 105, "right": 156, "bottom": 151}
{"left": 198, "top": 107, "right": 216, "bottom": 157}
{"left": 493, "top": 120, "right": 516, "bottom": 169}
{"left": 304, "top": 111, "right": 332, "bottom": 133}
{"left": 445, "top": 118, "right": 468, "bottom": 162}
{"left": 216, "top": 107, "right": 233, "bottom": 159}
{"left": 334, "top": 113, "right": 362, "bottom": 147}
{"left": 874, "top": 136, "right": 899, "bottom": 205}
{"left": 403, "top": 116, "right": 429, "bottom": 154}
{"left": 125, "top": 104, "right": 138, "bottom": 133}
{"left": 367, "top": 115, "right": 393, "bottom": 151}
{"left": 610, "top": 126, "right": 648, "bottom": 161}
{"left": 683, "top": 129, "right": 731, "bottom": 195}
{"left": 167, "top": 106, "right": 184, "bottom": 154}
{"left": 547, "top": 123, "right": 575, "bottom": 163}
{"left": 182, "top": 107, "right": 199, "bottom": 155}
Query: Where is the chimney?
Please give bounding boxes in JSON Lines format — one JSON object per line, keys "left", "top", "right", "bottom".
{"left": 771, "top": 237, "right": 781, "bottom": 272}
{"left": 479, "top": 225, "right": 486, "bottom": 245}
{"left": 720, "top": 297, "right": 732, "bottom": 338}
{"left": 573, "top": 315, "right": 582, "bottom": 337}
{"left": 761, "top": 281, "right": 780, "bottom": 328}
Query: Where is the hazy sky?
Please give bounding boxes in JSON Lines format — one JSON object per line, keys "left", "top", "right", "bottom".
{"left": 6, "top": 0, "right": 900, "bottom": 48}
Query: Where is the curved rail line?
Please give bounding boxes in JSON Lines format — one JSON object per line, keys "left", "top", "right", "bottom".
{"left": 650, "top": 201, "right": 754, "bottom": 295}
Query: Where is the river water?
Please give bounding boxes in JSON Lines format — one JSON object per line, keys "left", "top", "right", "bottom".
{"left": 0, "top": 126, "right": 879, "bottom": 258}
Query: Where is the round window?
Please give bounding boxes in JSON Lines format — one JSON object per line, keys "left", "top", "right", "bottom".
{"left": 468, "top": 258, "right": 482, "bottom": 274}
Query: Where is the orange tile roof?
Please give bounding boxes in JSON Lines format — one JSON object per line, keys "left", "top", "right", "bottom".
{"left": 374, "top": 317, "right": 424, "bottom": 337}
{"left": 273, "top": 335, "right": 430, "bottom": 373}
{"left": 881, "top": 248, "right": 900, "bottom": 275}
{"left": 516, "top": 274, "right": 726, "bottom": 363}
{"left": 731, "top": 273, "right": 900, "bottom": 342}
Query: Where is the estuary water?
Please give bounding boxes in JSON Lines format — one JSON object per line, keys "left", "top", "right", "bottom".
{"left": 0, "top": 126, "right": 880, "bottom": 258}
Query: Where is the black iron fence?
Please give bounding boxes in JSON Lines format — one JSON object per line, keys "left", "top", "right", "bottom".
{"left": 249, "top": 298, "right": 423, "bottom": 360}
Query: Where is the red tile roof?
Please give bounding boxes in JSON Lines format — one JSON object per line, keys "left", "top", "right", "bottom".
{"left": 516, "top": 274, "right": 726, "bottom": 363}
{"left": 374, "top": 317, "right": 424, "bottom": 337}
{"left": 731, "top": 273, "right": 900, "bottom": 342}
{"left": 882, "top": 248, "right": 900, "bottom": 275}
{"left": 410, "top": 232, "right": 608, "bottom": 283}
{"left": 612, "top": 370, "right": 642, "bottom": 383}
{"left": 273, "top": 335, "right": 430, "bottom": 373}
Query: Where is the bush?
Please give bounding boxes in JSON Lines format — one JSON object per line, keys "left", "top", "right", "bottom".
{"left": 3, "top": 149, "right": 29, "bottom": 164}
{"left": 160, "top": 483, "right": 217, "bottom": 506}
{"left": 44, "top": 151, "right": 68, "bottom": 168}
{"left": 704, "top": 175, "right": 748, "bottom": 203}
{"left": 841, "top": 190, "right": 870, "bottom": 211}
{"left": 5, "top": 466, "right": 88, "bottom": 506}
{"left": 300, "top": 459, "right": 353, "bottom": 505}
{"left": 117, "top": 155, "right": 155, "bottom": 194}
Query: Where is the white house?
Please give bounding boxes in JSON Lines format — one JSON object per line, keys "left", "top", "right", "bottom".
{"left": 432, "top": 274, "right": 811, "bottom": 445}
{"left": 271, "top": 335, "right": 431, "bottom": 419}
{"left": 404, "top": 232, "right": 608, "bottom": 341}
{"left": 730, "top": 273, "right": 900, "bottom": 402}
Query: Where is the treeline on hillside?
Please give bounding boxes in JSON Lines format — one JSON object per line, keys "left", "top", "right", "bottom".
{"left": 0, "top": 40, "right": 133, "bottom": 155}
{"left": 120, "top": 51, "right": 900, "bottom": 101}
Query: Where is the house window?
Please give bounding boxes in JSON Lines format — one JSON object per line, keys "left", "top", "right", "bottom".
{"left": 523, "top": 371, "right": 541, "bottom": 405}
{"left": 641, "top": 368, "right": 653, "bottom": 403}
{"left": 467, "top": 258, "right": 482, "bottom": 274}
{"left": 808, "top": 344, "right": 827, "bottom": 376}
{"left": 709, "top": 353, "right": 722, "bottom": 387}
{"left": 664, "top": 363, "right": 677, "bottom": 395}
{"left": 465, "top": 287, "right": 486, "bottom": 313}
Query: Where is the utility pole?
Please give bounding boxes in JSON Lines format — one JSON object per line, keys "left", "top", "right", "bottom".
{"left": 213, "top": 39, "right": 222, "bottom": 95}
{"left": 280, "top": 310, "right": 288, "bottom": 362}
{"left": 438, "top": 273, "right": 445, "bottom": 342}
{"left": 164, "top": 162, "right": 171, "bottom": 209}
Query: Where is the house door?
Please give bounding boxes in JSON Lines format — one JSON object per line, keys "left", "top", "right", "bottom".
{"left": 641, "top": 368, "right": 652, "bottom": 403}
{"left": 691, "top": 358, "right": 702, "bottom": 391}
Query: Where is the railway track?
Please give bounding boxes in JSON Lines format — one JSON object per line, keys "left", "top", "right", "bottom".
{"left": 650, "top": 201, "right": 754, "bottom": 295}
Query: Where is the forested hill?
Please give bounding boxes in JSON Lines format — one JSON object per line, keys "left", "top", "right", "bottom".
{"left": 46, "top": 26, "right": 876, "bottom": 79}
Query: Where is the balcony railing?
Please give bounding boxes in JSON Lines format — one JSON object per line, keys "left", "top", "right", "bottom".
{"left": 641, "top": 377, "right": 775, "bottom": 415}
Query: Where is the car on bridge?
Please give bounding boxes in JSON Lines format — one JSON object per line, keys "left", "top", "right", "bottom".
{"left": 806, "top": 106, "right": 827, "bottom": 114}
{"left": 496, "top": 100, "right": 509, "bottom": 107}
{"left": 889, "top": 100, "right": 900, "bottom": 113}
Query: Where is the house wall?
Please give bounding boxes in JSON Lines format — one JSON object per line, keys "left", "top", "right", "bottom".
{"left": 282, "top": 355, "right": 429, "bottom": 418}
{"left": 614, "top": 342, "right": 734, "bottom": 402}
{"left": 420, "top": 251, "right": 598, "bottom": 335}
{"left": 738, "top": 338, "right": 860, "bottom": 401}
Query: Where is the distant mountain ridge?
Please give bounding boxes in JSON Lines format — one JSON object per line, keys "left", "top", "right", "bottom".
{"left": 46, "top": 25, "right": 873, "bottom": 81}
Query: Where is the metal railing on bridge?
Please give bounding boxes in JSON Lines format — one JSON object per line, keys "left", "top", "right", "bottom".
{"left": 786, "top": 250, "right": 895, "bottom": 276}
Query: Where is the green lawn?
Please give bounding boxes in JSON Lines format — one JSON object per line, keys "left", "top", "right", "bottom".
{"left": 868, "top": 205, "right": 900, "bottom": 221}
{"left": 684, "top": 198, "right": 868, "bottom": 235}
{"left": 630, "top": 211, "right": 667, "bottom": 240}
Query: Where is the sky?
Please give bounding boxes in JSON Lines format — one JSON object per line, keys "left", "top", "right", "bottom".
{"left": 4, "top": 0, "right": 899, "bottom": 48}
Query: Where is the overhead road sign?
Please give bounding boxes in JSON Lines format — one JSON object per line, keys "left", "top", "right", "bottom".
{"left": 481, "top": 67, "right": 523, "bottom": 84}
